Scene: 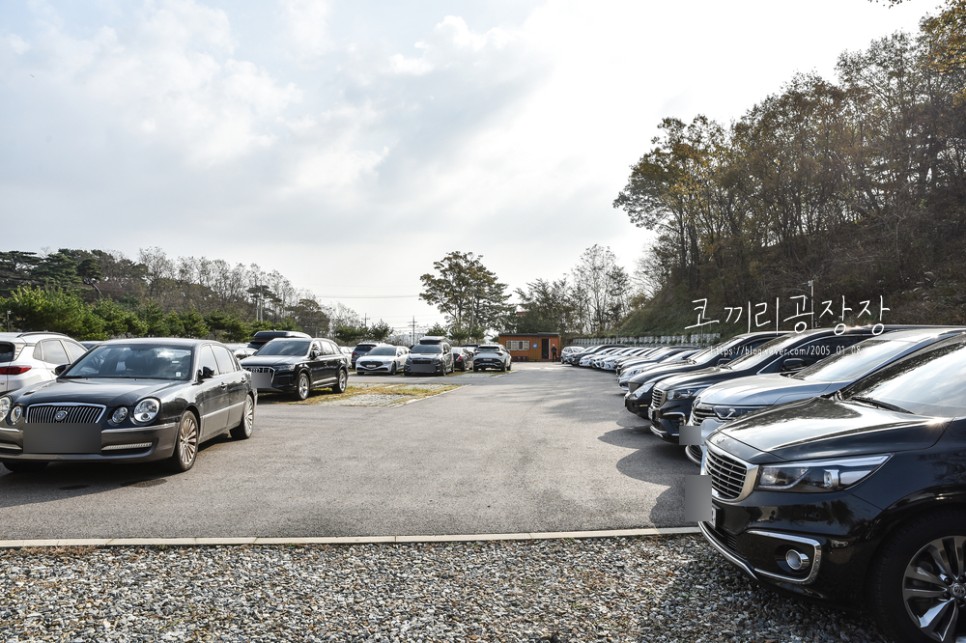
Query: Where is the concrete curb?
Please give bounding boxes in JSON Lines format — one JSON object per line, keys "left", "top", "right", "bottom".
{"left": 0, "top": 526, "right": 702, "bottom": 549}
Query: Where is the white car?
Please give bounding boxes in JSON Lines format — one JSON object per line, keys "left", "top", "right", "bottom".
{"left": 355, "top": 344, "right": 409, "bottom": 375}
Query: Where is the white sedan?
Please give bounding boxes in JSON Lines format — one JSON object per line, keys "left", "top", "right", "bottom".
{"left": 355, "top": 345, "right": 409, "bottom": 375}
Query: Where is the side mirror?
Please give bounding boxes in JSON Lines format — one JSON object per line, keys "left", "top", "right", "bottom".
{"left": 54, "top": 364, "right": 69, "bottom": 376}
{"left": 198, "top": 366, "right": 215, "bottom": 380}
{"left": 310, "top": 350, "right": 320, "bottom": 359}
{"left": 781, "top": 358, "right": 805, "bottom": 372}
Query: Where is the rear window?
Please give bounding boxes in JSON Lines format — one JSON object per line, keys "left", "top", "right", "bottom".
{"left": 0, "top": 342, "right": 14, "bottom": 363}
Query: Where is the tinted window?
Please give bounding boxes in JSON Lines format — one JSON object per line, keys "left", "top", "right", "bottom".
{"left": 36, "top": 339, "right": 69, "bottom": 364}
{"left": 368, "top": 346, "right": 397, "bottom": 356}
{"left": 846, "top": 337, "right": 966, "bottom": 417}
{"left": 212, "top": 345, "right": 237, "bottom": 373}
{"left": 411, "top": 344, "right": 443, "bottom": 354}
{"left": 793, "top": 338, "right": 914, "bottom": 382}
{"left": 256, "top": 340, "right": 311, "bottom": 356}
{"left": 0, "top": 342, "right": 15, "bottom": 363}
{"left": 198, "top": 345, "right": 219, "bottom": 374}
{"left": 64, "top": 340, "right": 88, "bottom": 362}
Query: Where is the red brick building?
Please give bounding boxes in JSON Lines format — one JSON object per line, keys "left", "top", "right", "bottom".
{"left": 497, "top": 333, "right": 562, "bottom": 362}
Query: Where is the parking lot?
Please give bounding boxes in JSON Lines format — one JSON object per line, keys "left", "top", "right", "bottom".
{"left": 0, "top": 362, "right": 694, "bottom": 541}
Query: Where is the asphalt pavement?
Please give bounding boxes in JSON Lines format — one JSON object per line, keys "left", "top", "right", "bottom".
{"left": 0, "top": 363, "right": 696, "bottom": 541}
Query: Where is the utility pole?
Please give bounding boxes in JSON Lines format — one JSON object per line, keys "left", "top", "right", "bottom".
{"left": 411, "top": 317, "right": 417, "bottom": 346}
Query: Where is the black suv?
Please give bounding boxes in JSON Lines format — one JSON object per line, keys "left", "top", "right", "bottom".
{"left": 701, "top": 332, "right": 966, "bottom": 642}
{"left": 647, "top": 326, "right": 909, "bottom": 443}
{"left": 241, "top": 337, "right": 348, "bottom": 400}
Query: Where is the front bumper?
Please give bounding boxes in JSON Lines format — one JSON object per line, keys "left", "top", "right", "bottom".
{"left": 648, "top": 402, "right": 690, "bottom": 442}
{"left": 405, "top": 361, "right": 445, "bottom": 375}
{"left": 0, "top": 420, "right": 180, "bottom": 463}
{"left": 700, "top": 491, "right": 882, "bottom": 604}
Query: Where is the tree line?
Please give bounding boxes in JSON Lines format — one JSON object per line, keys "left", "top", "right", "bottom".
{"left": 0, "top": 248, "right": 392, "bottom": 343}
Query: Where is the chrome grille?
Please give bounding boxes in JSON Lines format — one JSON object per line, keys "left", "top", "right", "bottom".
{"left": 245, "top": 366, "right": 274, "bottom": 374}
{"left": 691, "top": 404, "right": 715, "bottom": 424}
{"left": 652, "top": 388, "right": 667, "bottom": 408}
{"left": 26, "top": 404, "right": 105, "bottom": 424}
{"left": 706, "top": 448, "right": 749, "bottom": 501}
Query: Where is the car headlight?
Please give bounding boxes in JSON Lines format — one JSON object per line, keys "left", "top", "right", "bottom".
{"left": 669, "top": 387, "right": 703, "bottom": 401}
{"left": 0, "top": 397, "right": 9, "bottom": 422}
{"left": 757, "top": 455, "right": 890, "bottom": 492}
{"left": 274, "top": 364, "right": 295, "bottom": 373}
{"left": 110, "top": 407, "right": 129, "bottom": 425}
{"left": 131, "top": 398, "right": 161, "bottom": 424}
{"left": 712, "top": 405, "right": 763, "bottom": 420}
{"left": 10, "top": 405, "right": 23, "bottom": 424}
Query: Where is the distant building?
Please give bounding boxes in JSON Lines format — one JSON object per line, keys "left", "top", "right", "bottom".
{"left": 497, "top": 333, "right": 561, "bottom": 362}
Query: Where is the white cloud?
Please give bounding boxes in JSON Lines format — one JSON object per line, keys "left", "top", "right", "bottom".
{"left": 279, "top": 0, "right": 332, "bottom": 64}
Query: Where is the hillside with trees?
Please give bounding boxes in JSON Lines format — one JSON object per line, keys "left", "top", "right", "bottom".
{"left": 613, "top": 0, "right": 965, "bottom": 336}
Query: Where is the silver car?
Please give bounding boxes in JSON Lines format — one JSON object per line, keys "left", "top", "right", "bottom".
{"left": 0, "top": 331, "right": 89, "bottom": 395}
{"left": 473, "top": 344, "right": 512, "bottom": 372}
{"left": 356, "top": 344, "right": 409, "bottom": 375}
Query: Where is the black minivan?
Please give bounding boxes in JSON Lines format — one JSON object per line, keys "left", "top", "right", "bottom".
{"left": 701, "top": 332, "right": 966, "bottom": 642}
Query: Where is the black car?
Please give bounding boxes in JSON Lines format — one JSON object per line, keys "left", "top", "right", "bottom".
{"left": 623, "top": 331, "right": 787, "bottom": 415}
{"left": 0, "top": 338, "right": 255, "bottom": 474}
{"left": 647, "top": 326, "right": 908, "bottom": 443}
{"left": 241, "top": 337, "right": 348, "bottom": 400}
{"left": 700, "top": 332, "right": 966, "bottom": 642}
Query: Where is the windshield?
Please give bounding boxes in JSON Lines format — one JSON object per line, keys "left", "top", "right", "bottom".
{"left": 411, "top": 344, "right": 443, "bottom": 354}
{"left": 723, "top": 333, "right": 809, "bottom": 370}
{"left": 64, "top": 344, "right": 194, "bottom": 380}
{"left": 845, "top": 337, "right": 966, "bottom": 417}
{"left": 367, "top": 346, "right": 396, "bottom": 356}
{"left": 688, "top": 335, "right": 762, "bottom": 364}
{"left": 793, "top": 338, "right": 913, "bottom": 382}
{"left": 256, "top": 340, "right": 311, "bottom": 356}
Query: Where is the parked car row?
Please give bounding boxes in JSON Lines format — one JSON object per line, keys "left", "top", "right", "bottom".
{"left": 570, "top": 325, "right": 966, "bottom": 642}
{"left": 349, "top": 339, "right": 512, "bottom": 376}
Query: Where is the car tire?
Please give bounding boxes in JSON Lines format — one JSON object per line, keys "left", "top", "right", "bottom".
{"left": 294, "top": 371, "right": 311, "bottom": 400}
{"left": 390, "top": 363, "right": 397, "bottom": 375}
{"left": 168, "top": 410, "right": 199, "bottom": 473}
{"left": 868, "top": 510, "right": 966, "bottom": 642}
{"left": 507, "top": 361, "right": 512, "bottom": 371}
{"left": 230, "top": 393, "right": 255, "bottom": 440}
{"left": 2, "top": 460, "right": 48, "bottom": 473}
{"left": 331, "top": 369, "right": 348, "bottom": 394}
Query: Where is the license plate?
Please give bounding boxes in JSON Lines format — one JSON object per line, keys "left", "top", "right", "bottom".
{"left": 251, "top": 372, "right": 273, "bottom": 389}
{"left": 24, "top": 424, "right": 101, "bottom": 454}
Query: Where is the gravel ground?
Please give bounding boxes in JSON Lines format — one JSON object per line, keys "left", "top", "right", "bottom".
{"left": 0, "top": 534, "right": 888, "bottom": 642}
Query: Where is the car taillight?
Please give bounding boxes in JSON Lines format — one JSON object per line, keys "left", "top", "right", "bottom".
{"left": 0, "top": 366, "right": 31, "bottom": 375}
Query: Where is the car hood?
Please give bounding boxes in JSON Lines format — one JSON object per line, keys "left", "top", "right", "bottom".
{"left": 711, "top": 396, "right": 946, "bottom": 462}
{"left": 12, "top": 378, "right": 187, "bottom": 406}
{"left": 628, "top": 360, "right": 717, "bottom": 385}
{"left": 241, "top": 355, "right": 306, "bottom": 367}
{"left": 697, "top": 373, "right": 840, "bottom": 407}
{"left": 653, "top": 367, "right": 730, "bottom": 391}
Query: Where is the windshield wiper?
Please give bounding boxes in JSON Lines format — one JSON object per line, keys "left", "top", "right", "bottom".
{"left": 850, "top": 396, "right": 910, "bottom": 414}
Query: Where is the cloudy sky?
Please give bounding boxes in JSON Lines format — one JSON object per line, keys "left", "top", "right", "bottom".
{"left": 0, "top": 0, "right": 943, "bottom": 335}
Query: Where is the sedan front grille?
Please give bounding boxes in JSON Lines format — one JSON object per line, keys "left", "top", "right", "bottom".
{"left": 652, "top": 388, "right": 667, "bottom": 408}
{"left": 691, "top": 404, "right": 715, "bottom": 424}
{"left": 706, "top": 447, "right": 751, "bottom": 501}
{"left": 26, "top": 403, "right": 105, "bottom": 424}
